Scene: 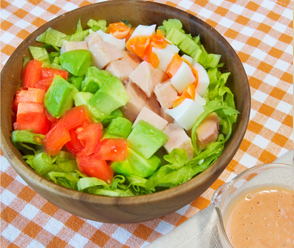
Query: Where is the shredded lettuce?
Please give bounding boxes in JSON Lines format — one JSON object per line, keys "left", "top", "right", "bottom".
{"left": 29, "top": 46, "right": 51, "bottom": 67}
{"left": 87, "top": 19, "right": 107, "bottom": 32}
{"left": 36, "top": 27, "right": 69, "bottom": 47}
{"left": 69, "top": 18, "right": 90, "bottom": 41}
{"left": 11, "top": 130, "right": 44, "bottom": 153}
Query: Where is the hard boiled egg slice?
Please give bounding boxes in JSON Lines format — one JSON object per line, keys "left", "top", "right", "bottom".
{"left": 181, "top": 54, "right": 194, "bottom": 65}
{"left": 128, "top": 24, "right": 156, "bottom": 40}
{"left": 194, "top": 93, "right": 206, "bottom": 106}
{"left": 165, "top": 98, "right": 204, "bottom": 130}
{"left": 192, "top": 62, "right": 210, "bottom": 96}
{"left": 181, "top": 55, "right": 210, "bottom": 97}
{"left": 152, "top": 44, "right": 180, "bottom": 71}
{"left": 96, "top": 30, "right": 126, "bottom": 50}
{"left": 170, "top": 62, "right": 195, "bottom": 94}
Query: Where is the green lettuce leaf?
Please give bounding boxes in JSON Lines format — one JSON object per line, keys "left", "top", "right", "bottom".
{"left": 28, "top": 46, "right": 51, "bottom": 67}
{"left": 36, "top": 27, "right": 69, "bottom": 47}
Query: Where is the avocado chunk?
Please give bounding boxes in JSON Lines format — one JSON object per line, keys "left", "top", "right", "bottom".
{"left": 70, "top": 75, "right": 84, "bottom": 91}
{"left": 59, "top": 49, "right": 91, "bottom": 76}
{"left": 110, "top": 160, "right": 133, "bottom": 177}
{"left": 127, "top": 120, "right": 168, "bottom": 159}
{"left": 111, "top": 148, "right": 161, "bottom": 178}
{"left": 103, "top": 117, "right": 132, "bottom": 139}
{"left": 81, "top": 66, "right": 112, "bottom": 93}
{"left": 73, "top": 92, "right": 122, "bottom": 124}
{"left": 44, "top": 76, "right": 78, "bottom": 118}
{"left": 89, "top": 76, "right": 130, "bottom": 116}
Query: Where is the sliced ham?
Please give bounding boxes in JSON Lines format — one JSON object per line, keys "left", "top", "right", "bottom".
{"left": 163, "top": 122, "right": 195, "bottom": 159}
{"left": 60, "top": 41, "right": 88, "bottom": 54}
{"left": 105, "top": 58, "right": 135, "bottom": 84}
{"left": 105, "top": 52, "right": 141, "bottom": 84}
{"left": 84, "top": 32, "right": 102, "bottom": 47}
{"left": 122, "top": 51, "right": 141, "bottom": 69}
{"left": 120, "top": 82, "right": 148, "bottom": 122}
{"left": 154, "top": 79, "right": 178, "bottom": 109}
{"left": 89, "top": 40, "right": 124, "bottom": 69}
{"left": 129, "top": 61, "right": 167, "bottom": 97}
{"left": 146, "top": 93, "right": 161, "bottom": 116}
{"left": 196, "top": 112, "right": 220, "bottom": 151}
{"left": 133, "top": 107, "right": 168, "bottom": 131}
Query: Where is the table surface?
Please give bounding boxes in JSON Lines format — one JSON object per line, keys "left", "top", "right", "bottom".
{"left": 1, "top": 0, "right": 293, "bottom": 247}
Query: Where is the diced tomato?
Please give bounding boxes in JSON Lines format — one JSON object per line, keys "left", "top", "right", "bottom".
{"left": 17, "top": 102, "right": 44, "bottom": 115}
{"left": 76, "top": 155, "right": 113, "bottom": 183}
{"left": 22, "top": 60, "right": 43, "bottom": 89}
{"left": 65, "top": 129, "right": 84, "bottom": 155}
{"left": 76, "top": 123, "right": 103, "bottom": 156}
{"left": 43, "top": 122, "right": 71, "bottom": 156}
{"left": 34, "top": 77, "right": 54, "bottom": 91}
{"left": 166, "top": 54, "right": 183, "bottom": 78}
{"left": 107, "top": 22, "right": 131, "bottom": 39}
{"left": 126, "top": 36, "right": 151, "bottom": 59}
{"left": 13, "top": 87, "right": 46, "bottom": 111}
{"left": 61, "top": 105, "right": 92, "bottom": 130}
{"left": 13, "top": 112, "right": 51, "bottom": 135}
{"left": 40, "top": 68, "right": 68, "bottom": 80}
{"left": 94, "top": 138, "right": 128, "bottom": 161}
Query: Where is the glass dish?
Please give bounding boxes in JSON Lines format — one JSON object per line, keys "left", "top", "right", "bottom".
{"left": 211, "top": 163, "right": 294, "bottom": 247}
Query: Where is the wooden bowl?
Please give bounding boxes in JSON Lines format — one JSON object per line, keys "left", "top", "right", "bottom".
{"left": 0, "top": 0, "right": 250, "bottom": 223}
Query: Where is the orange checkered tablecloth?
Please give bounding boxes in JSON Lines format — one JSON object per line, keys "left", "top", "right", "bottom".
{"left": 0, "top": 0, "right": 293, "bottom": 247}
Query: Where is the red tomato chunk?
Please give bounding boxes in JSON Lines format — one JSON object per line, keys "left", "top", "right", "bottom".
{"left": 94, "top": 138, "right": 128, "bottom": 161}
{"left": 22, "top": 60, "right": 43, "bottom": 89}
{"left": 76, "top": 123, "right": 103, "bottom": 156}
{"left": 76, "top": 155, "right": 114, "bottom": 184}
{"left": 13, "top": 112, "right": 51, "bottom": 135}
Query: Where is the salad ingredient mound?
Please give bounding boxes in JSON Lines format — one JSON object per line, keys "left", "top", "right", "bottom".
{"left": 11, "top": 18, "right": 239, "bottom": 196}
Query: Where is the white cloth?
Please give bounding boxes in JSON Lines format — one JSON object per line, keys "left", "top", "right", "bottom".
{"left": 147, "top": 150, "right": 294, "bottom": 248}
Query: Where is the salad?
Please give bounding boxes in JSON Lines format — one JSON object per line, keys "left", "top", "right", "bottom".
{"left": 11, "top": 18, "right": 239, "bottom": 197}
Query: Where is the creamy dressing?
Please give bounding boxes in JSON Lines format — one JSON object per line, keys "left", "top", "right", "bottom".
{"left": 224, "top": 185, "right": 294, "bottom": 248}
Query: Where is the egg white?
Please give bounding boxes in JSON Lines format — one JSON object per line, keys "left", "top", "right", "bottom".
{"left": 192, "top": 62, "right": 210, "bottom": 96}
{"left": 165, "top": 98, "right": 204, "bottom": 130}
{"left": 152, "top": 44, "right": 180, "bottom": 71}
{"left": 128, "top": 24, "right": 156, "bottom": 40}
{"left": 170, "top": 62, "right": 195, "bottom": 94}
{"left": 96, "top": 30, "right": 126, "bottom": 50}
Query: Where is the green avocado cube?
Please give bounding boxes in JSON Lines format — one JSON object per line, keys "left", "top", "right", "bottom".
{"left": 81, "top": 67, "right": 112, "bottom": 93}
{"left": 73, "top": 91, "right": 93, "bottom": 106}
{"left": 70, "top": 76, "right": 84, "bottom": 91}
{"left": 73, "top": 92, "right": 122, "bottom": 124}
{"left": 166, "top": 27, "right": 187, "bottom": 46}
{"left": 59, "top": 50, "right": 91, "bottom": 76}
{"left": 44, "top": 76, "right": 78, "bottom": 118}
{"left": 103, "top": 117, "right": 132, "bottom": 139}
{"left": 110, "top": 160, "right": 133, "bottom": 176}
{"left": 110, "top": 149, "right": 161, "bottom": 178}
{"left": 127, "top": 120, "right": 168, "bottom": 159}
{"left": 89, "top": 76, "right": 130, "bottom": 115}
{"left": 127, "top": 148, "right": 161, "bottom": 178}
